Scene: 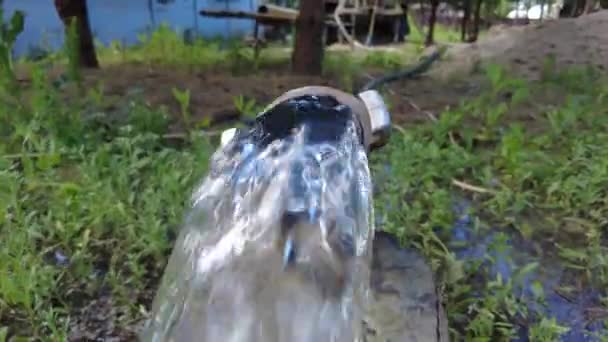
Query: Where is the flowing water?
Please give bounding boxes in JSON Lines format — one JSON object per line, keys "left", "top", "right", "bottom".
{"left": 141, "top": 95, "right": 375, "bottom": 342}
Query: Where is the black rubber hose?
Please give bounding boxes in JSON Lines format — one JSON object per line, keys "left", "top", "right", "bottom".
{"left": 358, "top": 49, "right": 443, "bottom": 93}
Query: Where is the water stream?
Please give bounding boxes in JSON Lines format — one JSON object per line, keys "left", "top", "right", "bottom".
{"left": 141, "top": 95, "right": 375, "bottom": 342}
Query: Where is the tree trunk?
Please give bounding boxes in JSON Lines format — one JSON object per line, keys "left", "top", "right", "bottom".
{"left": 54, "top": 0, "right": 99, "bottom": 68}
{"left": 425, "top": 0, "right": 439, "bottom": 46}
{"left": 461, "top": 0, "right": 471, "bottom": 41}
{"left": 292, "top": 0, "right": 325, "bottom": 75}
{"left": 569, "top": 0, "right": 579, "bottom": 16}
{"left": 471, "top": 0, "right": 483, "bottom": 42}
{"left": 397, "top": 3, "right": 410, "bottom": 43}
{"left": 420, "top": 0, "right": 427, "bottom": 22}
{"left": 583, "top": 0, "right": 596, "bottom": 13}
{"left": 569, "top": 0, "right": 587, "bottom": 16}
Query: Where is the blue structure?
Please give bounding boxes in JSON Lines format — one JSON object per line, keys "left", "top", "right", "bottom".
{"left": 4, "top": 0, "right": 259, "bottom": 57}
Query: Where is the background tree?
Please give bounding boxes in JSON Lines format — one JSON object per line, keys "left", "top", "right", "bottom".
{"left": 470, "top": 0, "right": 484, "bottom": 41}
{"left": 583, "top": 0, "right": 597, "bottom": 12}
{"left": 292, "top": 0, "right": 324, "bottom": 74}
{"left": 561, "top": 0, "right": 597, "bottom": 16}
{"left": 461, "top": 0, "right": 472, "bottom": 41}
{"left": 425, "top": 0, "right": 440, "bottom": 45}
{"left": 53, "top": 0, "right": 98, "bottom": 68}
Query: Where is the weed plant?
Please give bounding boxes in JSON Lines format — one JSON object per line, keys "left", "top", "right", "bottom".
{"left": 0, "top": 14, "right": 211, "bottom": 340}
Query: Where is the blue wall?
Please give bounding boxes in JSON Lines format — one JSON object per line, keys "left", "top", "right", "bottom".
{"left": 4, "top": 0, "right": 258, "bottom": 57}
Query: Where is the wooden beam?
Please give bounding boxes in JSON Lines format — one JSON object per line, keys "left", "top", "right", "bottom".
{"left": 199, "top": 9, "right": 295, "bottom": 24}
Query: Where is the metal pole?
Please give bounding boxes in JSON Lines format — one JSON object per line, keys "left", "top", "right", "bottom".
{"left": 148, "top": 0, "right": 156, "bottom": 32}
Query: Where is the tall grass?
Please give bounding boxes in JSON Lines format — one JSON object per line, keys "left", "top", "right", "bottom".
{"left": 1, "top": 15, "right": 212, "bottom": 340}
{"left": 95, "top": 23, "right": 292, "bottom": 74}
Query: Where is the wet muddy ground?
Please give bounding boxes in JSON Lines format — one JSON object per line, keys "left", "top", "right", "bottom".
{"left": 446, "top": 201, "right": 608, "bottom": 341}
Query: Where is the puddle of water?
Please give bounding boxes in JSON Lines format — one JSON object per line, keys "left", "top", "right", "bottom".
{"left": 371, "top": 159, "right": 607, "bottom": 341}
{"left": 448, "top": 200, "right": 607, "bottom": 341}
{"left": 141, "top": 95, "right": 375, "bottom": 341}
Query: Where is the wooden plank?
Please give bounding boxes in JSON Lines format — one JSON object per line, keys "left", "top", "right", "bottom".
{"left": 257, "top": 4, "right": 298, "bottom": 21}
{"left": 200, "top": 8, "right": 339, "bottom": 26}
{"left": 199, "top": 9, "right": 295, "bottom": 24}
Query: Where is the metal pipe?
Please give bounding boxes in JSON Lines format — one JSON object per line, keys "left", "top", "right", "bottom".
{"left": 220, "top": 86, "right": 392, "bottom": 154}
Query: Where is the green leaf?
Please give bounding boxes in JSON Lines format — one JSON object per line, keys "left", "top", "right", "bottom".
{"left": 0, "top": 155, "right": 9, "bottom": 170}
{"left": 8, "top": 10, "right": 25, "bottom": 43}
{"left": 531, "top": 280, "right": 545, "bottom": 301}
{"left": 484, "top": 63, "right": 504, "bottom": 91}
{"left": 35, "top": 153, "right": 61, "bottom": 171}
{"left": 514, "top": 262, "right": 539, "bottom": 280}
{"left": 511, "top": 86, "right": 530, "bottom": 105}
{"left": 58, "top": 182, "right": 81, "bottom": 196}
{"left": 197, "top": 116, "right": 211, "bottom": 129}
{"left": 0, "top": 326, "right": 7, "bottom": 342}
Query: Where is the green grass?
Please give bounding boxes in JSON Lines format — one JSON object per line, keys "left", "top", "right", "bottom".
{"left": 408, "top": 22, "right": 463, "bottom": 44}
{"left": 371, "top": 63, "right": 608, "bottom": 340}
{"left": 1, "top": 17, "right": 607, "bottom": 341}
{"left": 0, "top": 61, "right": 213, "bottom": 338}
{"left": 406, "top": 16, "right": 489, "bottom": 45}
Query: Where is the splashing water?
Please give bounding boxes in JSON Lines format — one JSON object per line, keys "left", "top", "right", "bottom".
{"left": 141, "top": 95, "right": 375, "bottom": 342}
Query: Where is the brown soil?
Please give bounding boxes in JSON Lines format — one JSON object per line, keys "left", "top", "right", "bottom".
{"left": 98, "top": 64, "right": 484, "bottom": 130}
{"left": 45, "top": 63, "right": 473, "bottom": 134}
{"left": 83, "top": 64, "right": 342, "bottom": 132}
{"left": 14, "top": 49, "right": 487, "bottom": 135}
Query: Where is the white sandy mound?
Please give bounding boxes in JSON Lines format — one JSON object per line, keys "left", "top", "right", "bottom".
{"left": 430, "top": 10, "right": 608, "bottom": 79}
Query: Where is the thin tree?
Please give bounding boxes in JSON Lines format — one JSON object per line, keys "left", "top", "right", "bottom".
{"left": 54, "top": 0, "right": 98, "bottom": 68}
{"left": 461, "top": 0, "right": 471, "bottom": 41}
{"left": 292, "top": 0, "right": 325, "bottom": 75}
{"left": 583, "top": 0, "right": 596, "bottom": 12}
{"left": 425, "top": 0, "right": 440, "bottom": 46}
{"left": 567, "top": 0, "right": 586, "bottom": 16}
{"left": 470, "top": 0, "right": 483, "bottom": 42}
